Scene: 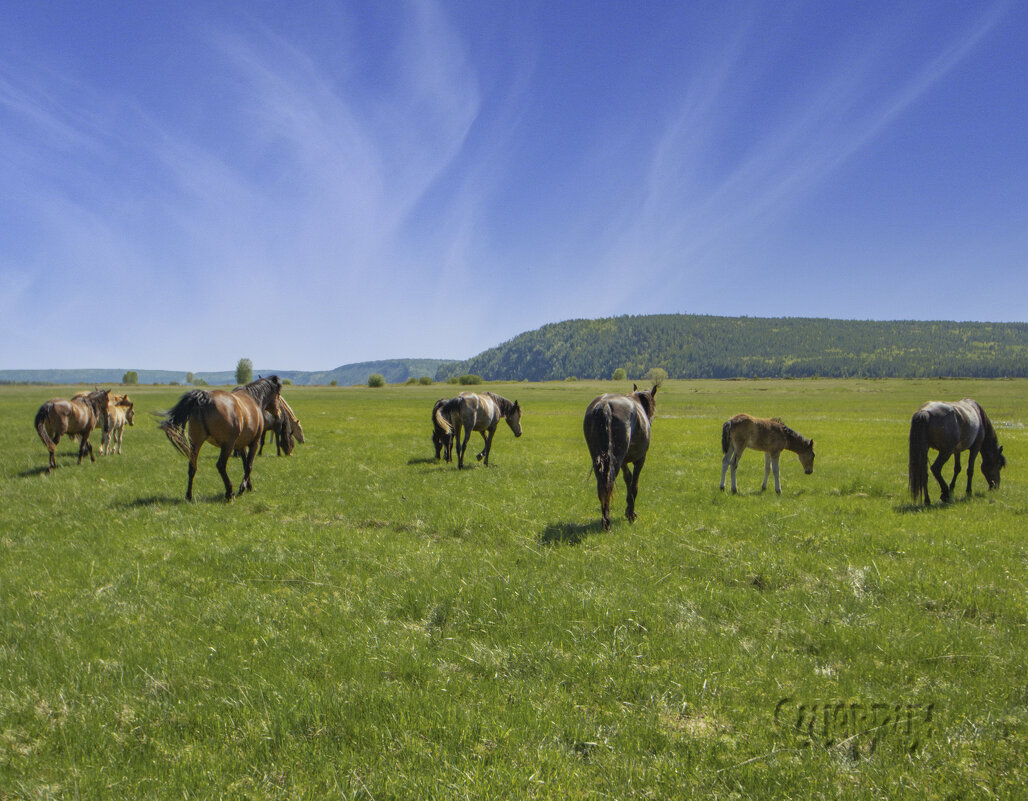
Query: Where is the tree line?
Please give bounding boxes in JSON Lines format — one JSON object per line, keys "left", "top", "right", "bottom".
{"left": 434, "top": 315, "right": 1028, "bottom": 381}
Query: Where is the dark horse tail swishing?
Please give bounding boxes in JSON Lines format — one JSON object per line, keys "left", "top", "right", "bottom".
{"left": 583, "top": 383, "right": 658, "bottom": 530}
{"left": 908, "top": 398, "right": 1006, "bottom": 506}
{"left": 158, "top": 375, "right": 281, "bottom": 501}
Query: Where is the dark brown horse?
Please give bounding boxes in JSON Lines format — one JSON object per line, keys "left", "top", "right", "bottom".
{"left": 720, "top": 414, "right": 815, "bottom": 494}
{"left": 159, "top": 375, "right": 282, "bottom": 501}
{"left": 583, "top": 384, "right": 658, "bottom": 530}
{"left": 433, "top": 391, "right": 522, "bottom": 469}
{"left": 909, "top": 398, "right": 1005, "bottom": 505}
{"left": 259, "top": 395, "right": 304, "bottom": 456}
{"left": 431, "top": 398, "right": 454, "bottom": 462}
{"left": 34, "top": 389, "right": 110, "bottom": 473}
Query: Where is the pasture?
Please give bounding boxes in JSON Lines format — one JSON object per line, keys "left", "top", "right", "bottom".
{"left": 1, "top": 379, "right": 1025, "bottom": 799}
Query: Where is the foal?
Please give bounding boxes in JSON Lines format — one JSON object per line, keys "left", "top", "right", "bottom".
{"left": 720, "top": 414, "right": 814, "bottom": 494}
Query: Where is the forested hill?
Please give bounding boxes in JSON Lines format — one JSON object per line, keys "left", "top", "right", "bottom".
{"left": 434, "top": 315, "right": 1028, "bottom": 381}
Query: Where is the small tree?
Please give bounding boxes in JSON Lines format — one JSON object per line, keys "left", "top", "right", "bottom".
{"left": 612, "top": 367, "right": 627, "bottom": 381}
{"left": 368, "top": 374, "right": 385, "bottom": 388}
{"left": 418, "top": 376, "right": 433, "bottom": 385}
{"left": 645, "top": 367, "right": 668, "bottom": 384}
{"left": 329, "top": 380, "right": 338, "bottom": 387}
{"left": 236, "top": 358, "right": 253, "bottom": 385}
{"left": 122, "top": 370, "right": 138, "bottom": 385}
{"left": 185, "top": 371, "right": 195, "bottom": 384}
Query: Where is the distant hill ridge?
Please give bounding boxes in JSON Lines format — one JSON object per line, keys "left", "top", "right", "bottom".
{"left": 434, "top": 314, "right": 1028, "bottom": 380}
{"left": 5, "top": 315, "right": 1028, "bottom": 385}
{"left": 0, "top": 359, "right": 450, "bottom": 387}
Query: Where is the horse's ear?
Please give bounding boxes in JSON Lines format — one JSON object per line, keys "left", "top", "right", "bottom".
{"left": 633, "top": 384, "right": 638, "bottom": 392}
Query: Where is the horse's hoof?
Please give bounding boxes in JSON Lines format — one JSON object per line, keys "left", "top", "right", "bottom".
{"left": 476, "top": 454, "right": 483, "bottom": 461}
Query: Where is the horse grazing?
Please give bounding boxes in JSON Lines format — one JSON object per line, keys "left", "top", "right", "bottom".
{"left": 433, "top": 391, "right": 522, "bottom": 469}
{"left": 101, "top": 394, "right": 134, "bottom": 455}
{"left": 583, "top": 384, "right": 658, "bottom": 530}
{"left": 720, "top": 414, "right": 814, "bottom": 495}
{"left": 259, "top": 396, "right": 304, "bottom": 456}
{"left": 158, "top": 375, "right": 282, "bottom": 501}
{"left": 908, "top": 398, "right": 1005, "bottom": 506}
{"left": 34, "top": 389, "right": 110, "bottom": 473}
{"left": 431, "top": 398, "right": 454, "bottom": 462}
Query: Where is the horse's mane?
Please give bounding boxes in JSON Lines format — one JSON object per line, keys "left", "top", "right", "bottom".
{"left": 973, "top": 401, "right": 1005, "bottom": 465}
{"left": 630, "top": 386, "right": 657, "bottom": 418}
{"left": 485, "top": 392, "right": 517, "bottom": 416}
{"left": 240, "top": 375, "right": 282, "bottom": 406}
{"left": 773, "top": 419, "right": 811, "bottom": 449}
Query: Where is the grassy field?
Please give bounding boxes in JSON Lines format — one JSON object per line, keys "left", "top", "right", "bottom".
{"left": 1, "top": 379, "right": 1025, "bottom": 799}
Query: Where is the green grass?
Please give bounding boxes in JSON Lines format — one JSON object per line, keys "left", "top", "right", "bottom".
{"left": 1, "top": 379, "right": 1025, "bottom": 799}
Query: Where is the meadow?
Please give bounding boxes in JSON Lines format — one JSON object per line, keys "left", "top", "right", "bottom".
{"left": 1, "top": 378, "right": 1025, "bottom": 800}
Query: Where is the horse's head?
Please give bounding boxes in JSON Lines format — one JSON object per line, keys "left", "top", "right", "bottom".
{"left": 125, "top": 403, "right": 135, "bottom": 426}
{"left": 982, "top": 445, "right": 1005, "bottom": 489}
{"left": 798, "top": 439, "right": 815, "bottom": 474}
{"left": 631, "top": 384, "right": 658, "bottom": 419}
{"left": 506, "top": 401, "right": 523, "bottom": 437}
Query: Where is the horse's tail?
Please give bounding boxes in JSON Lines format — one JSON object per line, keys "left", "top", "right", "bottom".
{"left": 594, "top": 404, "right": 617, "bottom": 507}
{"left": 721, "top": 420, "right": 731, "bottom": 454}
{"left": 908, "top": 410, "right": 931, "bottom": 504}
{"left": 158, "top": 390, "right": 211, "bottom": 457}
{"left": 35, "top": 403, "right": 55, "bottom": 450}
{"left": 434, "top": 398, "right": 460, "bottom": 436}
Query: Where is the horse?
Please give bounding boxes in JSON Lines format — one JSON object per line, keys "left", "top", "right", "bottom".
{"left": 431, "top": 398, "right": 455, "bottom": 462}
{"left": 908, "top": 398, "right": 1006, "bottom": 506}
{"left": 720, "top": 414, "right": 814, "bottom": 495}
{"left": 433, "top": 391, "right": 522, "bottom": 469}
{"left": 101, "top": 394, "right": 134, "bottom": 455}
{"left": 158, "top": 375, "right": 282, "bottom": 501}
{"left": 583, "top": 383, "right": 658, "bottom": 530}
{"left": 259, "top": 395, "right": 304, "bottom": 456}
{"left": 34, "top": 389, "right": 110, "bottom": 473}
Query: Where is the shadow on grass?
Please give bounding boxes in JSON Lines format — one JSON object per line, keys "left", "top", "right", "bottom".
{"left": 407, "top": 457, "right": 443, "bottom": 466}
{"left": 540, "top": 520, "right": 605, "bottom": 546}
{"left": 896, "top": 494, "right": 973, "bottom": 514}
{"left": 17, "top": 465, "right": 53, "bottom": 478}
{"left": 115, "top": 495, "right": 197, "bottom": 508}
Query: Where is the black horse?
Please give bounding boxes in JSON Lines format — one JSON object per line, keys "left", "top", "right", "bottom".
{"left": 908, "top": 398, "right": 1005, "bottom": 505}
{"left": 583, "top": 384, "right": 658, "bottom": 529}
{"left": 431, "top": 398, "right": 454, "bottom": 462}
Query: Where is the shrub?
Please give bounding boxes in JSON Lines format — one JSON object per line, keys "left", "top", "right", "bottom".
{"left": 565, "top": 376, "right": 578, "bottom": 382}
{"left": 405, "top": 377, "right": 418, "bottom": 385}
{"left": 368, "top": 374, "right": 386, "bottom": 388}
{"left": 329, "top": 380, "right": 338, "bottom": 387}
{"left": 282, "top": 378, "right": 293, "bottom": 386}
{"left": 612, "top": 368, "right": 627, "bottom": 381}
{"left": 419, "top": 376, "right": 433, "bottom": 385}
{"left": 122, "top": 371, "right": 138, "bottom": 385}
{"left": 446, "top": 376, "right": 459, "bottom": 384}
{"left": 644, "top": 367, "right": 668, "bottom": 384}
{"left": 458, "top": 374, "right": 483, "bottom": 385}
{"left": 236, "top": 358, "right": 253, "bottom": 385}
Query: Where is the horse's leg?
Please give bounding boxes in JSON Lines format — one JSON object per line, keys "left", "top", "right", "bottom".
{"left": 478, "top": 429, "right": 495, "bottom": 465}
{"left": 458, "top": 424, "right": 472, "bottom": 470}
{"left": 948, "top": 452, "right": 962, "bottom": 493}
{"left": 771, "top": 453, "right": 782, "bottom": 495}
{"left": 761, "top": 452, "right": 772, "bottom": 492}
{"left": 258, "top": 431, "right": 266, "bottom": 456}
{"left": 625, "top": 458, "right": 645, "bottom": 522}
{"left": 730, "top": 445, "right": 744, "bottom": 494}
{"left": 239, "top": 444, "right": 258, "bottom": 495}
{"left": 216, "top": 445, "right": 235, "bottom": 501}
{"left": 929, "top": 451, "right": 952, "bottom": 502}
{"left": 720, "top": 443, "right": 734, "bottom": 491}
{"left": 964, "top": 448, "right": 979, "bottom": 496}
{"left": 78, "top": 427, "right": 93, "bottom": 464}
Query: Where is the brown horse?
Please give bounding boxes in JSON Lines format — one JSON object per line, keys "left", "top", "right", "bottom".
{"left": 433, "top": 391, "right": 522, "bottom": 469}
{"left": 720, "top": 414, "right": 814, "bottom": 494}
{"left": 908, "top": 398, "right": 1005, "bottom": 506}
{"left": 34, "top": 389, "right": 110, "bottom": 473}
{"left": 583, "top": 383, "right": 658, "bottom": 530}
{"left": 158, "top": 375, "right": 282, "bottom": 501}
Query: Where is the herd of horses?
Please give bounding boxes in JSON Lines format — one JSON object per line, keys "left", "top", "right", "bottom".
{"left": 32, "top": 379, "right": 1007, "bottom": 525}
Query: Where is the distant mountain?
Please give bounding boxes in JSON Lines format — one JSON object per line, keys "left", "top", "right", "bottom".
{"left": 0, "top": 359, "right": 452, "bottom": 386}
{"left": 434, "top": 314, "right": 1028, "bottom": 381}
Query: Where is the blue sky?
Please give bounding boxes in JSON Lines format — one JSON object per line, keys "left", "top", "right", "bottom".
{"left": 1, "top": 1, "right": 1025, "bottom": 371}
